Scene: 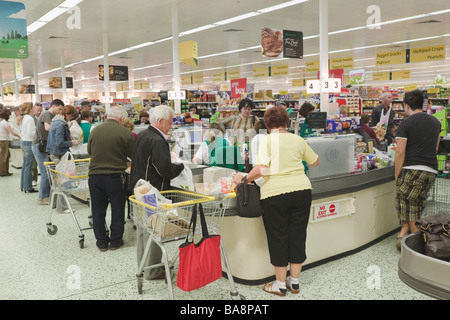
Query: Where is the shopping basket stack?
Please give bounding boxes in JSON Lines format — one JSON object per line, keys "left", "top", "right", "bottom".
{"left": 423, "top": 172, "right": 450, "bottom": 217}
{"left": 44, "top": 158, "right": 93, "bottom": 248}
{"left": 129, "top": 190, "right": 244, "bottom": 300}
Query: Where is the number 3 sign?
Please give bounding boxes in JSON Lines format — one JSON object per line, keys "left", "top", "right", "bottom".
{"left": 306, "top": 78, "right": 341, "bottom": 94}
{"left": 321, "top": 78, "right": 341, "bottom": 93}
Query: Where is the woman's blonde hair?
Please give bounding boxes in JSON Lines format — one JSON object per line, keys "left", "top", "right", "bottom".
{"left": 122, "top": 117, "right": 135, "bottom": 131}
{"left": 17, "top": 102, "right": 33, "bottom": 125}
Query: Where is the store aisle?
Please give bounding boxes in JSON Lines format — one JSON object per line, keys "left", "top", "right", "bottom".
{"left": 0, "top": 167, "right": 433, "bottom": 300}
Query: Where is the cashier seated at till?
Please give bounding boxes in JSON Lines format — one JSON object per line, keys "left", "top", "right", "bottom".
{"left": 134, "top": 111, "right": 150, "bottom": 125}
{"left": 298, "top": 102, "right": 316, "bottom": 138}
{"left": 192, "top": 130, "right": 245, "bottom": 172}
{"left": 357, "top": 114, "right": 381, "bottom": 148}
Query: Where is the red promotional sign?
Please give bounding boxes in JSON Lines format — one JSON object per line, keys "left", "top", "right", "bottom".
{"left": 230, "top": 78, "right": 247, "bottom": 99}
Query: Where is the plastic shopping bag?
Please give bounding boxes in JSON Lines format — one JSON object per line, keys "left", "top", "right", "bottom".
{"left": 69, "top": 120, "right": 83, "bottom": 141}
{"left": 134, "top": 179, "right": 171, "bottom": 219}
{"left": 171, "top": 165, "right": 195, "bottom": 191}
{"left": 170, "top": 156, "right": 195, "bottom": 191}
{"left": 55, "top": 152, "right": 76, "bottom": 189}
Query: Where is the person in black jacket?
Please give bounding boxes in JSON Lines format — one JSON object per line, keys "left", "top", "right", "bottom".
{"left": 130, "top": 105, "right": 184, "bottom": 280}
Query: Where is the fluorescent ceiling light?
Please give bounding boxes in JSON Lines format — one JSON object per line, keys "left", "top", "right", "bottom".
{"left": 214, "top": 12, "right": 260, "bottom": 25}
{"left": 27, "top": 0, "right": 85, "bottom": 34}
{"left": 59, "top": 0, "right": 84, "bottom": 8}
{"left": 38, "top": 7, "right": 68, "bottom": 22}
{"left": 26, "top": 21, "right": 47, "bottom": 34}
{"left": 180, "top": 25, "right": 216, "bottom": 36}
{"left": 257, "top": 0, "right": 309, "bottom": 13}
{"left": 109, "top": 42, "right": 155, "bottom": 56}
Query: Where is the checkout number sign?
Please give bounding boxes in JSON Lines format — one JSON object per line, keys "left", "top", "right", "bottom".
{"left": 168, "top": 90, "right": 186, "bottom": 100}
{"left": 306, "top": 78, "right": 341, "bottom": 94}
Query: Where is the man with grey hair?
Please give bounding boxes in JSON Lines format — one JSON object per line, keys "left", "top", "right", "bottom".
{"left": 130, "top": 105, "right": 184, "bottom": 280}
{"left": 87, "top": 106, "right": 134, "bottom": 252}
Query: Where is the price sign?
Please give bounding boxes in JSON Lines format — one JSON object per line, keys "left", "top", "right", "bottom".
{"left": 168, "top": 90, "right": 186, "bottom": 100}
{"left": 306, "top": 80, "right": 320, "bottom": 94}
{"left": 321, "top": 78, "right": 341, "bottom": 93}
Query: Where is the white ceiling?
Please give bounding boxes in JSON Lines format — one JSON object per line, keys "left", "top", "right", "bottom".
{"left": 2, "top": 0, "right": 450, "bottom": 94}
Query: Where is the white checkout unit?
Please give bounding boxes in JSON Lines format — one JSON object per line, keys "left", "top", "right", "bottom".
{"left": 191, "top": 134, "right": 399, "bottom": 284}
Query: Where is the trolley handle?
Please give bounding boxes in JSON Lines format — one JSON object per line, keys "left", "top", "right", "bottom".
{"left": 43, "top": 158, "right": 90, "bottom": 166}
{"left": 129, "top": 191, "right": 216, "bottom": 210}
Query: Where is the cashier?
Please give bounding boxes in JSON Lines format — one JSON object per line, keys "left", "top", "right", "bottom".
{"left": 192, "top": 131, "right": 245, "bottom": 172}
{"left": 298, "top": 102, "right": 315, "bottom": 138}
{"left": 134, "top": 111, "right": 150, "bottom": 125}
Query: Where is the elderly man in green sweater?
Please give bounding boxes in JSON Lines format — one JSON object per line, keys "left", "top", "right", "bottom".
{"left": 87, "top": 106, "right": 134, "bottom": 252}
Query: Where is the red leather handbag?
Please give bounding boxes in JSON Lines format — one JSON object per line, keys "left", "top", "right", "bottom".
{"left": 177, "top": 203, "right": 222, "bottom": 292}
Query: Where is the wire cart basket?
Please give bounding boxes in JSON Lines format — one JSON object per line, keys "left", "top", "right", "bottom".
{"left": 423, "top": 172, "right": 450, "bottom": 217}
{"left": 44, "top": 158, "right": 93, "bottom": 248}
{"left": 129, "top": 190, "right": 243, "bottom": 300}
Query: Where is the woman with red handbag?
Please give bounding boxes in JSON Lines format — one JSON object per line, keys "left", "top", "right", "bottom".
{"left": 234, "top": 106, "right": 319, "bottom": 297}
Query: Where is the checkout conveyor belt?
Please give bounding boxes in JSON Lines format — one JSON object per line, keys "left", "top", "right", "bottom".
{"left": 398, "top": 233, "right": 450, "bottom": 300}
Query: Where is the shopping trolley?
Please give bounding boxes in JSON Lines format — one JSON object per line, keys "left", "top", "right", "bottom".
{"left": 44, "top": 158, "right": 93, "bottom": 248}
{"left": 423, "top": 172, "right": 450, "bottom": 217}
{"left": 129, "top": 190, "right": 244, "bottom": 300}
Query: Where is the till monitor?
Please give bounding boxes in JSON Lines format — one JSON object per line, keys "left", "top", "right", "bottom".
{"left": 308, "top": 112, "right": 327, "bottom": 130}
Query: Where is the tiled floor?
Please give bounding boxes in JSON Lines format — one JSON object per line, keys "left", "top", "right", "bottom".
{"left": 0, "top": 166, "right": 434, "bottom": 300}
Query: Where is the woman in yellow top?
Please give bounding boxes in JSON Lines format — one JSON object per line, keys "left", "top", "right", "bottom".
{"left": 234, "top": 106, "right": 319, "bottom": 297}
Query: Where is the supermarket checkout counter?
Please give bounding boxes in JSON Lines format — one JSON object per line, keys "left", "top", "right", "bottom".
{"left": 217, "top": 166, "right": 398, "bottom": 284}
{"left": 189, "top": 135, "right": 399, "bottom": 284}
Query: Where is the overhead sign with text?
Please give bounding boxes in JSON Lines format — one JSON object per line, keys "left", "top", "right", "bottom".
{"left": 376, "top": 45, "right": 445, "bottom": 66}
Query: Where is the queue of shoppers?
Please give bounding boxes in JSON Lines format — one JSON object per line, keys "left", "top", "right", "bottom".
{"left": 0, "top": 90, "right": 442, "bottom": 298}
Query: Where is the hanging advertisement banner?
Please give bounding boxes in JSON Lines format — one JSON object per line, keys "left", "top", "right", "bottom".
{"left": 0, "top": 1, "right": 28, "bottom": 59}
{"left": 349, "top": 69, "right": 365, "bottom": 85}
{"left": 99, "top": 65, "right": 129, "bottom": 81}
{"left": 261, "top": 28, "right": 303, "bottom": 59}
{"left": 283, "top": 30, "right": 303, "bottom": 59}
{"left": 179, "top": 40, "right": 198, "bottom": 67}
{"left": 230, "top": 78, "right": 247, "bottom": 99}
{"left": 261, "top": 28, "right": 283, "bottom": 57}
{"left": 49, "top": 77, "right": 74, "bottom": 89}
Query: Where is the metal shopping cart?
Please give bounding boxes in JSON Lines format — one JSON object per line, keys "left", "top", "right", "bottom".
{"left": 129, "top": 190, "right": 244, "bottom": 300}
{"left": 44, "top": 158, "right": 94, "bottom": 248}
{"left": 423, "top": 172, "right": 450, "bottom": 217}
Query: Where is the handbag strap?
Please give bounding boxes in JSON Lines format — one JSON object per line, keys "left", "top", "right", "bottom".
{"left": 184, "top": 203, "right": 210, "bottom": 244}
{"left": 241, "top": 176, "right": 249, "bottom": 206}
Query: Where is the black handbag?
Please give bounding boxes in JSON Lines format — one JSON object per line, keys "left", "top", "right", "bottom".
{"left": 38, "top": 140, "right": 47, "bottom": 153}
{"left": 416, "top": 214, "right": 450, "bottom": 261}
{"left": 236, "top": 176, "right": 263, "bottom": 218}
